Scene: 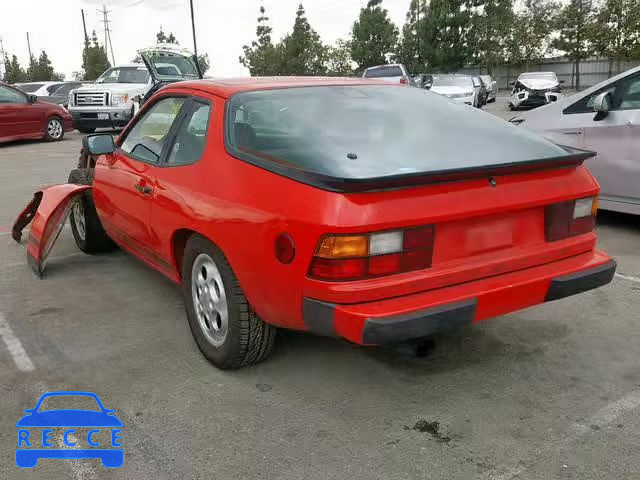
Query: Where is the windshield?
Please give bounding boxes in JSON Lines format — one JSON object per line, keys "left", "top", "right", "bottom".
{"left": 480, "top": 76, "right": 492, "bottom": 83}
{"left": 226, "top": 85, "right": 567, "bottom": 181}
{"left": 97, "top": 66, "right": 150, "bottom": 84}
{"left": 52, "top": 83, "right": 82, "bottom": 96}
{"left": 364, "top": 66, "right": 403, "bottom": 78}
{"left": 15, "top": 83, "right": 44, "bottom": 93}
{"left": 519, "top": 72, "right": 557, "bottom": 81}
{"left": 145, "top": 53, "right": 199, "bottom": 78}
{"left": 432, "top": 75, "right": 473, "bottom": 87}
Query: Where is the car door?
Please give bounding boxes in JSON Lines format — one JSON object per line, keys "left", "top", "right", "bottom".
{"left": 93, "top": 96, "right": 189, "bottom": 261}
{"left": 0, "top": 84, "right": 33, "bottom": 139}
{"left": 148, "top": 97, "right": 213, "bottom": 273}
{"left": 581, "top": 73, "right": 640, "bottom": 210}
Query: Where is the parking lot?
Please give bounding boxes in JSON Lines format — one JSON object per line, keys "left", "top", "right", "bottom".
{"left": 1, "top": 98, "right": 639, "bottom": 479}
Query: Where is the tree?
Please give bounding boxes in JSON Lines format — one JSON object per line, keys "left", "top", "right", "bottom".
{"left": 26, "top": 50, "right": 64, "bottom": 81}
{"left": 132, "top": 28, "right": 210, "bottom": 74}
{"left": 279, "top": 4, "right": 327, "bottom": 75}
{"left": 590, "top": 0, "right": 640, "bottom": 74}
{"left": 2, "top": 54, "right": 27, "bottom": 83}
{"left": 506, "top": 0, "right": 558, "bottom": 69}
{"left": 423, "top": 0, "right": 468, "bottom": 72}
{"left": 552, "top": 0, "right": 596, "bottom": 90}
{"left": 82, "top": 31, "right": 111, "bottom": 81}
{"left": 325, "top": 39, "right": 355, "bottom": 76}
{"left": 467, "top": 0, "right": 514, "bottom": 73}
{"left": 239, "top": 5, "right": 284, "bottom": 75}
{"left": 351, "top": 0, "right": 399, "bottom": 71}
{"left": 396, "top": 0, "right": 428, "bottom": 74}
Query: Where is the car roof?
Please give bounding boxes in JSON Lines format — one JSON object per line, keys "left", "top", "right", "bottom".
{"left": 163, "top": 76, "right": 396, "bottom": 98}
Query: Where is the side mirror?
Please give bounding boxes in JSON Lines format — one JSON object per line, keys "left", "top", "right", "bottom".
{"left": 83, "top": 133, "right": 115, "bottom": 155}
{"left": 593, "top": 91, "right": 611, "bottom": 121}
{"left": 559, "top": 79, "right": 565, "bottom": 84}
{"left": 509, "top": 81, "right": 515, "bottom": 87}
{"left": 27, "top": 94, "right": 37, "bottom": 103}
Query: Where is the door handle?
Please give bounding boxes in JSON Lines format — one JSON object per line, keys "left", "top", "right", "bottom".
{"left": 134, "top": 183, "right": 152, "bottom": 195}
{"left": 561, "top": 130, "right": 582, "bottom": 135}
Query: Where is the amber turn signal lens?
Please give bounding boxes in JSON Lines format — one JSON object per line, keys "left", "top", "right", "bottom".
{"left": 316, "top": 235, "right": 368, "bottom": 258}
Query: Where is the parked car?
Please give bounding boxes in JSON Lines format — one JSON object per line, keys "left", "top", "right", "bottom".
{"left": 473, "top": 76, "right": 488, "bottom": 106}
{"left": 14, "top": 81, "right": 65, "bottom": 97}
{"left": 510, "top": 65, "right": 640, "bottom": 215}
{"left": 480, "top": 75, "right": 497, "bottom": 102}
{"left": 68, "top": 44, "right": 201, "bottom": 133}
{"left": 14, "top": 77, "right": 615, "bottom": 369}
{"left": 430, "top": 74, "right": 480, "bottom": 107}
{"left": 414, "top": 74, "right": 434, "bottom": 89}
{"left": 362, "top": 64, "right": 414, "bottom": 86}
{"left": 39, "top": 82, "right": 89, "bottom": 109}
{"left": 509, "top": 72, "right": 563, "bottom": 110}
{"left": 0, "top": 82, "right": 72, "bottom": 143}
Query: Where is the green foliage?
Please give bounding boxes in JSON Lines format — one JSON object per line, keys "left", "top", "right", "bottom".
{"left": 552, "top": 0, "right": 596, "bottom": 60}
{"left": 156, "top": 28, "right": 178, "bottom": 44}
{"left": 423, "top": 0, "right": 468, "bottom": 72}
{"left": 2, "top": 54, "right": 27, "bottom": 83}
{"left": 26, "top": 50, "right": 64, "bottom": 81}
{"left": 467, "top": 0, "right": 514, "bottom": 73}
{"left": 590, "top": 0, "right": 640, "bottom": 61}
{"left": 279, "top": 4, "right": 327, "bottom": 75}
{"left": 505, "top": 0, "right": 559, "bottom": 67}
{"left": 351, "top": 0, "right": 399, "bottom": 70}
{"left": 240, "top": 5, "right": 285, "bottom": 75}
{"left": 396, "top": 0, "right": 428, "bottom": 74}
{"left": 325, "top": 39, "right": 355, "bottom": 76}
{"left": 82, "top": 31, "right": 111, "bottom": 81}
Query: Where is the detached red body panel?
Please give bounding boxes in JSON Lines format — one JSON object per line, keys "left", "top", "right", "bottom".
{"left": 12, "top": 184, "right": 90, "bottom": 277}
{"left": 12, "top": 78, "right": 616, "bottom": 346}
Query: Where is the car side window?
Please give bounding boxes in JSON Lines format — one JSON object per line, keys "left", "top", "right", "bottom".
{"left": 120, "top": 97, "right": 186, "bottom": 164}
{"left": 563, "top": 76, "right": 633, "bottom": 115}
{"left": 619, "top": 76, "right": 640, "bottom": 110}
{"left": 166, "top": 101, "right": 211, "bottom": 166}
{"left": 0, "top": 85, "right": 27, "bottom": 104}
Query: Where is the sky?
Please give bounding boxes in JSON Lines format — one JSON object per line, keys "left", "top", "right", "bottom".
{"left": 0, "top": 0, "right": 410, "bottom": 79}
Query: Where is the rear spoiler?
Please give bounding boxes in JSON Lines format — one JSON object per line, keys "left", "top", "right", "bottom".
{"left": 231, "top": 144, "right": 596, "bottom": 193}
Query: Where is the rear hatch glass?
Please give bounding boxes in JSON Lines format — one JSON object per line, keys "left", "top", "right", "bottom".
{"left": 226, "top": 85, "right": 589, "bottom": 191}
{"left": 364, "top": 66, "right": 403, "bottom": 78}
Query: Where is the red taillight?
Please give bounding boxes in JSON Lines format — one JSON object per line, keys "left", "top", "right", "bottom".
{"left": 399, "top": 77, "right": 408, "bottom": 85}
{"left": 309, "top": 226, "right": 435, "bottom": 281}
{"left": 545, "top": 196, "right": 597, "bottom": 242}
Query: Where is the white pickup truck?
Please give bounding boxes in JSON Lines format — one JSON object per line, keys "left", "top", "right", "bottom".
{"left": 68, "top": 44, "right": 201, "bottom": 133}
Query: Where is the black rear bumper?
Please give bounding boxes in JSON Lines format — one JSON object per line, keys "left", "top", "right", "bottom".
{"left": 303, "top": 260, "right": 616, "bottom": 345}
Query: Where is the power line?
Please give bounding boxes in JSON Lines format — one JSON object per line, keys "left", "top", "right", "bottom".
{"left": 98, "top": 4, "right": 116, "bottom": 65}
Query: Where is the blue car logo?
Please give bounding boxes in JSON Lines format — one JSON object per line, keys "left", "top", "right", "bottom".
{"left": 16, "top": 391, "right": 123, "bottom": 468}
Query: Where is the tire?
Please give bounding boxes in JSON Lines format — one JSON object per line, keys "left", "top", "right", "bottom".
{"left": 77, "top": 127, "right": 95, "bottom": 134}
{"left": 44, "top": 116, "right": 64, "bottom": 142}
{"left": 67, "top": 168, "right": 115, "bottom": 253}
{"left": 181, "top": 235, "right": 276, "bottom": 369}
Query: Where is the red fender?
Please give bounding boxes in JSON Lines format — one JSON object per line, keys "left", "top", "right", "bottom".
{"left": 12, "top": 184, "right": 91, "bottom": 277}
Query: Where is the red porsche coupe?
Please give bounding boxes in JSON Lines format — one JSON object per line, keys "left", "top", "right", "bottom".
{"left": 13, "top": 77, "right": 615, "bottom": 369}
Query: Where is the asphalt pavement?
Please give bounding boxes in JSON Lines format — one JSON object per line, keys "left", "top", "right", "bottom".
{"left": 0, "top": 102, "right": 639, "bottom": 479}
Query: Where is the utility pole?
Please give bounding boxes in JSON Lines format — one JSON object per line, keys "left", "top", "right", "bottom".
{"left": 81, "top": 9, "right": 89, "bottom": 45}
{"left": 0, "top": 36, "right": 5, "bottom": 80}
{"left": 98, "top": 4, "right": 116, "bottom": 65}
{"left": 26, "top": 32, "right": 32, "bottom": 60}
{"left": 189, "top": 0, "right": 198, "bottom": 58}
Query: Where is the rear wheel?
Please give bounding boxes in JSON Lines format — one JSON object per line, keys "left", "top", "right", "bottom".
{"left": 67, "top": 168, "right": 115, "bottom": 253}
{"left": 181, "top": 235, "right": 276, "bottom": 369}
{"left": 44, "top": 117, "right": 64, "bottom": 141}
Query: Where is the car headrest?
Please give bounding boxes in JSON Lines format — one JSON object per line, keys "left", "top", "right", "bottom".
{"left": 233, "top": 123, "right": 257, "bottom": 150}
